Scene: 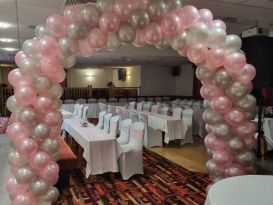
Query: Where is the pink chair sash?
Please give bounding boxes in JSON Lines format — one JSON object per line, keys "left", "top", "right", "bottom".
{"left": 151, "top": 107, "right": 158, "bottom": 113}
{"left": 110, "top": 123, "right": 117, "bottom": 130}
{"left": 173, "top": 110, "right": 181, "bottom": 119}
{"left": 137, "top": 103, "right": 142, "bottom": 111}
{"left": 130, "top": 129, "right": 144, "bottom": 138}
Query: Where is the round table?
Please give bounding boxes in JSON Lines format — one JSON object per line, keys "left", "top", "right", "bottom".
{"left": 205, "top": 175, "right": 273, "bottom": 205}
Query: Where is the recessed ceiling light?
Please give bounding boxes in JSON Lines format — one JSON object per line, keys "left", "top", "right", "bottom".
{"left": 0, "top": 38, "right": 16, "bottom": 43}
{"left": 1, "top": 47, "right": 18, "bottom": 51}
{"left": 0, "top": 21, "right": 12, "bottom": 28}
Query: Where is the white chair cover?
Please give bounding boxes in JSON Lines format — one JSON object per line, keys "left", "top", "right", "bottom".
{"left": 180, "top": 108, "right": 193, "bottom": 145}
{"left": 77, "top": 104, "right": 84, "bottom": 118}
{"left": 161, "top": 107, "right": 170, "bottom": 115}
{"left": 121, "top": 108, "right": 130, "bottom": 120}
{"left": 109, "top": 116, "right": 119, "bottom": 138}
{"left": 64, "top": 99, "right": 75, "bottom": 104}
{"left": 143, "top": 102, "right": 152, "bottom": 112}
{"left": 128, "top": 102, "right": 136, "bottom": 110}
{"left": 87, "top": 98, "right": 97, "bottom": 103}
{"left": 163, "top": 97, "right": 170, "bottom": 102}
{"left": 138, "top": 113, "right": 162, "bottom": 148}
{"left": 146, "top": 97, "right": 154, "bottom": 102}
{"left": 119, "top": 98, "right": 127, "bottom": 102}
{"left": 117, "top": 119, "right": 132, "bottom": 145}
{"left": 98, "top": 98, "right": 107, "bottom": 102}
{"left": 99, "top": 102, "right": 108, "bottom": 112}
{"left": 76, "top": 98, "right": 86, "bottom": 104}
{"left": 137, "top": 97, "right": 145, "bottom": 102}
{"left": 128, "top": 97, "right": 136, "bottom": 102}
{"left": 103, "top": 113, "right": 112, "bottom": 133}
{"left": 136, "top": 102, "right": 143, "bottom": 111}
{"left": 173, "top": 108, "right": 183, "bottom": 119}
{"left": 151, "top": 105, "right": 159, "bottom": 114}
{"left": 82, "top": 106, "right": 89, "bottom": 120}
{"left": 118, "top": 122, "right": 144, "bottom": 180}
{"left": 96, "top": 111, "right": 106, "bottom": 129}
{"left": 73, "top": 103, "right": 80, "bottom": 117}
{"left": 109, "top": 98, "right": 118, "bottom": 102}
{"left": 129, "top": 110, "right": 139, "bottom": 123}
{"left": 155, "top": 97, "right": 162, "bottom": 102}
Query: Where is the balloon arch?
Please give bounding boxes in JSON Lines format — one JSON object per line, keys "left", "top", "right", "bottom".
{"left": 5, "top": 0, "right": 257, "bottom": 204}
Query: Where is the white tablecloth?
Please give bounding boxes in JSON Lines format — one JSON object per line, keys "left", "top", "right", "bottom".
{"left": 62, "top": 118, "right": 121, "bottom": 178}
{"left": 205, "top": 175, "right": 273, "bottom": 205}
{"left": 60, "top": 109, "right": 73, "bottom": 119}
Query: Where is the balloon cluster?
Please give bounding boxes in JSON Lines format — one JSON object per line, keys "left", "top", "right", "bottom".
{"left": 5, "top": 0, "right": 257, "bottom": 202}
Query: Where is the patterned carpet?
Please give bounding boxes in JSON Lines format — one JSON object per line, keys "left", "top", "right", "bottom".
{"left": 56, "top": 149, "right": 210, "bottom": 205}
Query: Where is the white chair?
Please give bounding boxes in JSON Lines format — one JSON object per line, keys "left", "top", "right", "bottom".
{"left": 99, "top": 102, "right": 108, "bottom": 112}
{"left": 77, "top": 104, "right": 84, "bottom": 118}
{"left": 128, "top": 102, "right": 136, "bottom": 110}
{"left": 98, "top": 98, "right": 107, "bottom": 102}
{"left": 143, "top": 102, "right": 153, "bottom": 112}
{"left": 173, "top": 107, "right": 183, "bottom": 119}
{"left": 109, "top": 98, "right": 118, "bottom": 102}
{"left": 82, "top": 106, "right": 88, "bottom": 120}
{"left": 73, "top": 103, "right": 80, "bottom": 117}
{"left": 64, "top": 99, "right": 75, "bottom": 104}
{"left": 103, "top": 113, "right": 112, "bottom": 133}
{"left": 180, "top": 108, "right": 193, "bottom": 145}
{"left": 128, "top": 97, "right": 136, "bottom": 102}
{"left": 138, "top": 113, "right": 162, "bottom": 148}
{"left": 161, "top": 107, "right": 170, "bottom": 115}
{"left": 117, "top": 119, "right": 132, "bottom": 145}
{"left": 155, "top": 97, "right": 162, "bottom": 103}
{"left": 121, "top": 108, "right": 130, "bottom": 120}
{"left": 87, "top": 98, "right": 97, "bottom": 103}
{"left": 109, "top": 116, "right": 119, "bottom": 138}
{"left": 137, "top": 97, "right": 145, "bottom": 102}
{"left": 163, "top": 97, "right": 170, "bottom": 102}
{"left": 151, "top": 105, "right": 159, "bottom": 114}
{"left": 136, "top": 102, "right": 144, "bottom": 111}
{"left": 96, "top": 111, "right": 106, "bottom": 129}
{"left": 146, "top": 97, "right": 154, "bottom": 102}
{"left": 76, "top": 98, "right": 86, "bottom": 104}
{"left": 162, "top": 103, "right": 170, "bottom": 108}
{"left": 129, "top": 110, "right": 139, "bottom": 123}
{"left": 119, "top": 98, "right": 127, "bottom": 103}
{"left": 118, "top": 122, "right": 145, "bottom": 180}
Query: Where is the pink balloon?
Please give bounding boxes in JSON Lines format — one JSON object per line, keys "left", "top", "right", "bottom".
{"left": 211, "top": 95, "right": 232, "bottom": 114}
{"left": 13, "top": 192, "right": 36, "bottom": 205}
{"left": 204, "top": 133, "right": 226, "bottom": 150}
{"left": 49, "top": 69, "right": 66, "bottom": 84}
{"left": 7, "top": 129, "right": 29, "bottom": 142}
{"left": 244, "top": 136, "right": 256, "bottom": 149}
{"left": 16, "top": 137, "right": 38, "bottom": 157}
{"left": 139, "top": 0, "right": 151, "bottom": 10}
{"left": 46, "top": 14, "right": 68, "bottom": 38}
{"left": 39, "top": 161, "right": 59, "bottom": 182}
{"left": 133, "top": 30, "right": 146, "bottom": 47}
{"left": 5, "top": 176, "right": 28, "bottom": 196}
{"left": 88, "top": 28, "right": 107, "bottom": 49}
{"left": 128, "top": 0, "right": 139, "bottom": 9}
{"left": 10, "top": 111, "right": 19, "bottom": 123}
{"left": 29, "top": 151, "right": 50, "bottom": 171}
{"left": 211, "top": 19, "right": 226, "bottom": 31}
{"left": 43, "top": 111, "right": 63, "bottom": 127}
{"left": 33, "top": 94, "right": 54, "bottom": 113}
{"left": 15, "top": 51, "right": 27, "bottom": 67}
{"left": 113, "top": 0, "right": 133, "bottom": 21}
{"left": 187, "top": 44, "right": 208, "bottom": 64}
{"left": 41, "top": 56, "right": 63, "bottom": 76}
{"left": 78, "top": 39, "right": 96, "bottom": 57}
{"left": 64, "top": 5, "right": 83, "bottom": 23}
{"left": 224, "top": 52, "right": 246, "bottom": 74}
{"left": 200, "top": 84, "right": 223, "bottom": 101}
{"left": 224, "top": 108, "right": 246, "bottom": 127}
{"left": 206, "top": 48, "right": 225, "bottom": 68}
{"left": 205, "top": 124, "right": 213, "bottom": 133}
{"left": 198, "top": 9, "right": 213, "bottom": 27}
{"left": 145, "top": 22, "right": 162, "bottom": 45}
{"left": 234, "top": 64, "right": 256, "bottom": 85}
{"left": 178, "top": 49, "right": 187, "bottom": 57}
{"left": 15, "top": 86, "right": 37, "bottom": 106}
{"left": 7, "top": 122, "right": 29, "bottom": 140}
{"left": 224, "top": 163, "right": 245, "bottom": 177}
{"left": 177, "top": 5, "right": 200, "bottom": 29}
{"left": 99, "top": 12, "right": 121, "bottom": 32}
{"left": 8, "top": 69, "right": 32, "bottom": 88}
{"left": 10, "top": 166, "right": 18, "bottom": 175}
{"left": 37, "top": 36, "right": 59, "bottom": 58}
{"left": 233, "top": 121, "right": 256, "bottom": 138}
{"left": 213, "top": 149, "right": 234, "bottom": 166}
{"left": 50, "top": 126, "right": 62, "bottom": 138}
{"left": 160, "top": 13, "right": 181, "bottom": 36}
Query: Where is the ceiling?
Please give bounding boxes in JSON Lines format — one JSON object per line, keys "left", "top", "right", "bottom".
{"left": 0, "top": 0, "right": 273, "bottom": 66}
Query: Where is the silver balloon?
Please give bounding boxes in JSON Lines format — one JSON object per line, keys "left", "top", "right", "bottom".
{"left": 225, "top": 82, "right": 249, "bottom": 100}
{"left": 35, "top": 24, "right": 48, "bottom": 38}
{"left": 170, "top": 30, "right": 188, "bottom": 51}
{"left": 59, "top": 54, "right": 76, "bottom": 68}
{"left": 97, "top": 0, "right": 114, "bottom": 12}
{"left": 155, "top": 35, "right": 170, "bottom": 49}
{"left": 8, "top": 151, "right": 28, "bottom": 168}
{"left": 203, "top": 100, "right": 211, "bottom": 109}
{"left": 213, "top": 69, "right": 233, "bottom": 89}
{"left": 39, "top": 186, "right": 59, "bottom": 203}
{"left": 18, "top": 107, "right": 39, "bottom": 127}
{"left": 208, "top": 28, "right": 226, "bottom": 49}
{"left": 225, "top": 34, "right": 242, "bottom": 53}
{"left": 196, "top": 65, "right": 216, "bottom": 82}
{"left": 235, "top": 151, "right": 256, "bottom": 166}
{"left": 129, "top": 9, "right": 150, "bottom": 29}
{"left": 228, "top": 137, "right": 246, "bottom": 153}
{"left": 212, "top": 123, "right": 231, "bottom": 139}
{"left": 245, "top": 109, "right": 256, "bottom": 120}
{"left": 68, "top": 22, "right": 88, "bottom": 40}
{"left": 148, "top": 0, "right": 167, "bottom": 22}
{"left": 187, "top": 22, "right": 209, "bottom": 45}
{"left": 31, "top": 179, "right": 49, "bottom": 196}
{"left": 50, "top": 151, "right": 60, "bottom": 161}
{"left": 51, "top": 99, "right": 62, "bottom": 110}
{"left": 15, "top": 166, "right": 37, "bottom": 184}
{"left": 6, "top": 95, "right": 22, "bottom": 112}
{"left": 58, "top": 37, "right": 78, "bottom": 57}
{"left": 234, "top": 94, "right": 256, "bottom": 111}
{"left": 81, "top": 4, "right": 101, "bottom": 28}
{"left": 206, "top": 159, "right": 224, "bottom": 177}
{"left": 165, "top": 0, "right": 182, "bottom": 11}
{"left": 106, "top": 32, "right": 121, "bottom": 51}
{"left": 41, "top": 138, "right": 59, "bottom": 155}
{"left": 203, "top": 109, "right": 224, "bottom": 125}
{"left": 48, "top": 84, "right": 64, "bottom": 99}
{"left": 22, "top": 38, "right": 42, "bottom": 59}
{"left": 207, "top": 149, "right": 213, "bottom": 158}
{"left": 118, "top": 23, "right": 136, "bottom": 44}
{"left": 33, "top": 123, "right": 51, "bottom": 142}
{"left": 20, "top": 58, "right": 41, "bottom": 77}
{"left": 33, "top": 74, "right": 53, "bottom": 94}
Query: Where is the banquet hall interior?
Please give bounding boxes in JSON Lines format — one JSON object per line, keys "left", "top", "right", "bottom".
{"left": 0, "top": 0, "right": 273, "bottom": 204}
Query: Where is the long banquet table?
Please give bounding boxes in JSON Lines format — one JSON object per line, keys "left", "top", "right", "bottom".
{"left": 62, "top": 118, "right": 121, "bottom": 178}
